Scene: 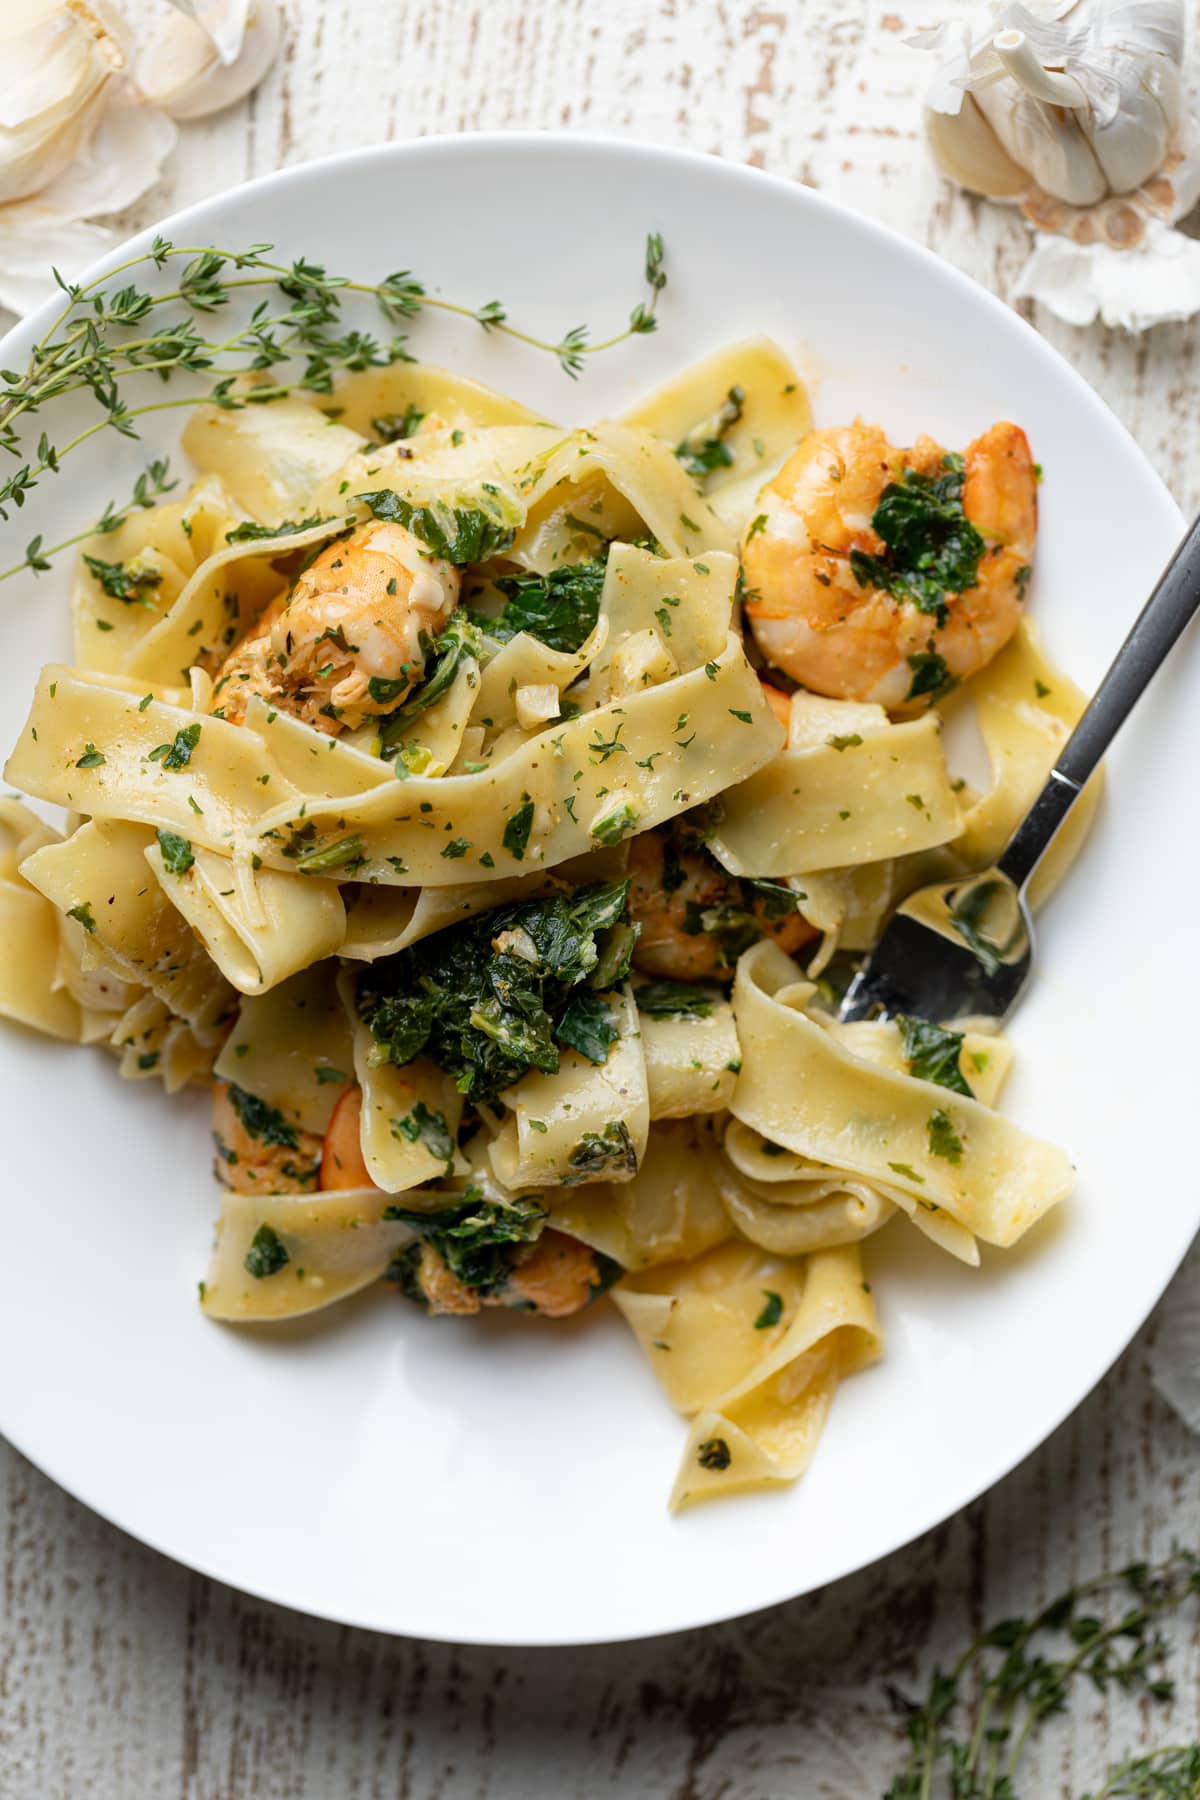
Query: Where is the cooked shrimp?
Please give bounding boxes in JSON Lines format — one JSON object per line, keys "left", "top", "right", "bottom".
{"left": 741, "top": 421, "right": 1036, "bottom": 712}
{"left": 318, "top": 1087, "right": 605, "bottom": 1318}
{"left": 505, "top": 1230, "right": 603, "bottom": 1317}
{"left": 759, "top": 681, "right": 792, "bottom": 729}
{"left": 214, "top": 519, "right": 460, "bottom": 732}
{"left": 628, "top": 822, "right": 816, "bottom": 981}
{"left": 407, "top": 1229, "right": 606, "bottom": 1318}
{"left": 319, "top": 1084, "right": 373, "bottom": 1190}
{"left": 211, "top": 1079, "right": 322, "bottom": 1194}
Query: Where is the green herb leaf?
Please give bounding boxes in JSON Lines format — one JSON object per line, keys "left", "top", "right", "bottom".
{"left": 83, "top": 553, "right": 162, "bottom": 604}
{"left": 905, "top": 649, "right": 953, "bottom": 703}
{"left": 371, "top": 404, "right": 425, "bottom": 443}
{"left": 674, "top": 385, "right": 744, "bottom": 480}
{"left": 244, "top": 1223, "right": 289, "bottom": 1279}
{"left": 66, "top": 901, "right": 96, "bottom": 933}
{"left": 927, "top": 1108, "right": 964, "bottom": 1163}
{"left": 483, "top": 554, "right": 608, "bottom": 654}
{"left": 392, "top": 1099, "right": 455, "bottom": 1170}
{"left": 156, "top": 722, "right": 202, "bottom": 770}
{"left": 357, "top": 487, "right": 516, "bottom": 563}
{"left": 898, "top": 1015, "right": 973, "bottom": 1096}
{"left": 697, "top": 1437, "right": 731, "bottom": 1470}
{"left": 566, "top": 1120, "right": 638, "bottom": 1184}
{"left": 556, "top": 990, "right": 617, "bottom": 1064}
{"left": 635, "top": 980, "right": 717, "bottom": 1020}
{"left": 227, "top": 1084, "right": 299, "bottom": 1150}
{"left": 155, "top": 828, "right": 194, "bottom": 875}
{"left": 358, "top": 879, "right": 631, "bottom": 1104}
{"left": 224, "top": 513, "right": 331, "bottom": 543}
{"left": 754, "top": 1290, "right": 783, "bottom": 1329}
{"left": 383, "top": 1188, "right": 546, "bottom": 1295}
{"left": 849, "top": 455, "right": 984, "bottom": 622}
{"left": 502, "top": 795, "right": 535, "bottom": 861}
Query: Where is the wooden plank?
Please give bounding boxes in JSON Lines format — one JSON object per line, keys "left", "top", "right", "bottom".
{"left": 2, "top": 0, "right": 1197, "bottom": 1790}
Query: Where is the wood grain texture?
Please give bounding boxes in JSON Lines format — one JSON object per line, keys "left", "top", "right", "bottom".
{"left": 2, "top": 2, "right": 1198, "bottom": 1793}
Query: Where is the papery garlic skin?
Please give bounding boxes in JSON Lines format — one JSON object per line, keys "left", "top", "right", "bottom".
{"left": 0, "top": 92, "right": 176, "bottom": 318}
{"left": 136, "top": 0, "right": 281, "bottom": 121}
{"left": 0, "top": 0, "right": 128, "bottom": 206}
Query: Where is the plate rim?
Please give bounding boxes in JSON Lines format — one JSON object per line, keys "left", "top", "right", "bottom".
{"left": 0, "top": 129, "right": 1190, "bottom": 1648}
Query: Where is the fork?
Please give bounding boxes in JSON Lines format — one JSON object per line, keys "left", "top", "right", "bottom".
{"left": 838, "top": 513, "right": 1200, "bottom": 1025}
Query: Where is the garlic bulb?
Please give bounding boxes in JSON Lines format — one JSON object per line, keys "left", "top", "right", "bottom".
{"left": 0, "top": 0, "right": 127, "bottom": 206}
{"left": 914, "top": 0, "right": 1200, "bottom": 331}
{"left": 137, "top": 0, "right": 281, "bottom": 122}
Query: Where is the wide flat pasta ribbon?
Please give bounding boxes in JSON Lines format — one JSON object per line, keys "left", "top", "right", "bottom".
{"left": 709, "top": 694, "right": 963, "bottom": 878}
{"left": 201, "top": 1185, "right": 413, "bottom": 1322}
{"left": 614, "top": 1239, "right": 881, "bottom": 1508}
{"left": 730, "top": 939, "right": 1072, "bottom": 1257}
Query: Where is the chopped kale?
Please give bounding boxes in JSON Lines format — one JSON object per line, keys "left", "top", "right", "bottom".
{"left": 383, "top": 1188, "right": 546, "bottom": 1295}
{"left": 226, "top": 1083, "right": 299, "bottom": 1150}
{"left": 392, "top": 1100, "right": 455, "bottom": 1170}
{"left": 83, "top": 553, "right": 162, "bottom": 604}
{"left": 565, "top": 1120, "right": 638, "bottom": 1184}
{"left": 898, "top": 1015, "right": 973, "bottom": 1096}
{"left": 556, "top": 990, "right": 618, "bottom": 1064}
{"left": 482, "top": 553, "right": 608, "bottom": 654}
{"left": 224, "top": 514, "right": 332, "bottom": 543}
{"left": 848, "top": 455, "right": 984, "bottom": 623}
{"left": 377, "top": 611, "right": 483, "bottom": 753}
{"left": 745, "top": 877, "right": 802, "bottom": 920}
{"left": 634, "top": 980, "right": 717, "bottom": 1020}
{"left": 357, "top": 487, "right": 517, "bottom": 563}
{"left": 697, "top": 1437, "right": 732, "bottom": 1471}
{"left": 244, "top": 1223, "right": 289, "bottom": 1279}
{"left": 382, "top": 1241, "right": 426, "bottom": 1301}
{"left": 674, "top": 385, "right": 744, "bottom": 479}
{"left": 905, "top": 649, "right": 953, "bottom": 703}
{"left": 358, "top": 880, "right": 632, "bottom": 1103}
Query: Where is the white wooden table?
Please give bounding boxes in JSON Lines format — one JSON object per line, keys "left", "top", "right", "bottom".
{"left": 2, "top": 3, "right": 1198, "bottom": 1792}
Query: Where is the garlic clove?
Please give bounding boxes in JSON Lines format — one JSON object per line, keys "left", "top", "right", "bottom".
{"left": 177, "top": 0, "right": 251, "bottom": 65}
{"left": 0, "top": 0, "right": 127, "bottom": 207}
{"left": 926, "top": 92, "right": 1030, "bottom": 198}
{"left": 974, "top": 69, "right": 1111, "bottom": 207}
{"left": 0, "top": 91, "right": 177, "bottom": 321}
{"left": 1087, "top": 45, "right": 1184, "bottom": 193}
{"left": 136, "top": 0, "right": 281, "bottom": 120}
{"left": 34, "top": 88, "right": 176, "bottom": 222}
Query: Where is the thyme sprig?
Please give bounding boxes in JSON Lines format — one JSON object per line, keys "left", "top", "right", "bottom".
{"left": 0, "top": 232, "right": 667, "bottom": 585}
{"left": 886, "top": 1547, "right": 1200, "bottom": 1799}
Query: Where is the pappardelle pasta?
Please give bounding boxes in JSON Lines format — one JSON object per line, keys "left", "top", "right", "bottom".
{"left": 0, "top": 335, "right": 1095, "bottom": 1509}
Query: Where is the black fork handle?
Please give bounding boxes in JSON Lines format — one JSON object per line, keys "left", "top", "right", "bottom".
{"left": 998, "top": 512, "right": 1200, "bottom": 892}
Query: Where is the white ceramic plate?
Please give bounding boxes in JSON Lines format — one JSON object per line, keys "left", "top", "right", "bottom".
{"left": 0, "top": 135, "right": 1192, "bottom": 1647}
